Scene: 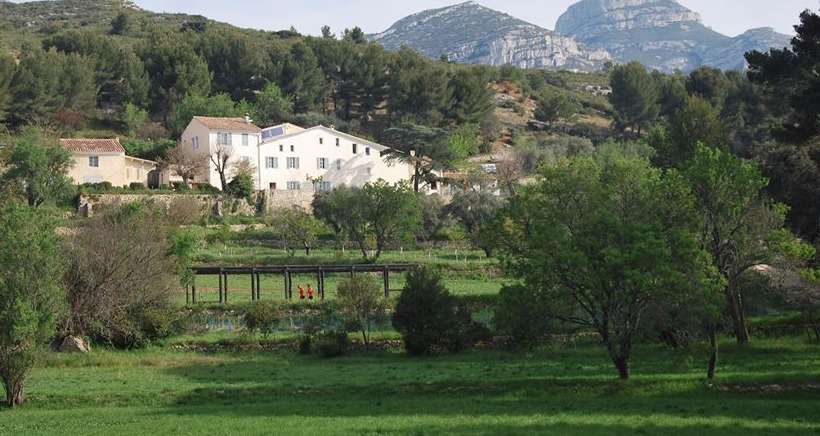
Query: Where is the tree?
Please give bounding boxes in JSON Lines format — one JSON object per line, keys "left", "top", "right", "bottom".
{"left": 161, "top": 142, "right": 206, "bottom": 188}
{"left": 446, "top": 190, "right": 502, "bottom": 257}
{"left": 447, "top": 69, "right": 493, "bottom": 125}
{"left": 495, "top": 146, "right": 718, "bottom": 379}
{"left": 534, "top": 89, "right": 580, "bottom": 125}
{"left": 0, "top": 53, "right": 14, "bottom": 125}
{"left": 686, "top": 67, "right": 729, "bottom": 110}
{"left": 391, "top": 268, "right": 458, "bottom": 355}
{"left": 121, "top": 103, "right": 148, "bottom": 137}
{"left": 649, "top": 96, "right": 727, "bottom": 168}
{"left": 746, "top": 10, "right": 820, "bottom": 142}
{"left": 62, "top": 204, "right": 178, "bottom": 347}
{"left": 342, "top": 27, "right": 367, "bottom": 44}
{"left": 0, "top": 203, "right": 65, "bottom": 408}
{"left": 381, "top": 123, "right": 453, "bottom": 192}
{"left": 317, "top": 182, "right": 420, "bottom": 262}
{"left": 279, "top": 42, "right": 326, "bottom": 113}
{"left": 269, "top": 206, "right": 322, "bottom": 256}
{"left": 195, "top": 29, "right": 267, "bottom": 101}
{"left": 110, "top": 12, "right": 132, "bottom": 35}
{"left": 2, "top": 129, "right": 74, "bottom": 207}
{"left": 210, "top": 144, "right": 233, "bottom": 191}
{"left": 138, "top": 31, "right": 212, "bottom": 117}
{"left": 321, "top": 25, "right": 335, "bottom": 39}
{"left": 169, "top": 93, "right": 247, "bottom": 137}
{"left": 252, "top": 83, "right": 293, "bottom": 127}
{"left": 336, "top": 275, "right": 387, "bottom": 348}
{"left": 609, "top": 61, "right": 659, "bottom": 135}
{"left": 227, "top": 159, "right": 256, "bottom": 202}
{"left": 387, "top": 48, "right": 449, "bottom": 125}
{"left": 312, "top": 185, "right": 357, "bottom": 244}
{"left": 682, "top": 144, "right": 798, "bottom": 345}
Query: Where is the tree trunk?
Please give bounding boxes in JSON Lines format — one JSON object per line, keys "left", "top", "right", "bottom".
{"left": 725, "top": 286, "right": 750, "bottom": 345}
{"left": 4, "top": 378, "right": 24, "bottom": 408}
{"left": 707, "top": 327, "right": 718, "bottom": 381}
{"left": 612, "top": 356, "right": 630, "bottom": 380}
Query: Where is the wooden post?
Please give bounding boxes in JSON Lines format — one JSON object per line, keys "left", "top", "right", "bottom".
{"left": 255, "top": 272, "right": 261, "bottom": 301}
{"left": 350, "top": 266, "right": 355, "bottom": 278}
{"left": 250, "top": 269, "right": 256, "bottom": 302}
{"left": 319, "top": 268, "right": 326, "bottom": 301}
{"left": 383, "top": 266, "right": 390, "bottom": 297}
{"left": 218, "top": 271, "right": 224, "bottom": 304}
{"left": 191, "top": 276, "right": 197, "bottom": 304}
{"left": 284, "top": 269, "right": 291, "bottom": 300}
{"left": 185, "top": 284, "right": 190, "bottom": 305}
{"left": 223, "top": 271, "right": 229, "bottom": 304}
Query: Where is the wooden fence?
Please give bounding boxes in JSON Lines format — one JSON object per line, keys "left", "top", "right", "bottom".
{"left": 188, "top": 264, "right": 418, "bottom": 304}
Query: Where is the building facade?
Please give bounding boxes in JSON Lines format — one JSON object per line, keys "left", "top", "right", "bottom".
{"left": 60, "top": 138, "right": 160, "bottom": 187}
{"left": 180, "top": 117, "right": 435, "bottom": 198}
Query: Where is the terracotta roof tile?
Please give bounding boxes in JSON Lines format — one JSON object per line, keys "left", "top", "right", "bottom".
{"left": 194, "top": 116, "right": 261, "bottom": 132}
{"left": 59, "top": 138, "right": 125, "bottom": 154}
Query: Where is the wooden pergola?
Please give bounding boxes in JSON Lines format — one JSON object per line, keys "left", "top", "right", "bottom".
{"left": 187, "top": 264, "right": 418, "bottom": 304}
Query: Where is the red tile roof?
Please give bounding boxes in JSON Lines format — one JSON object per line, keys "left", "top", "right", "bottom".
{"left": 193, "top": 116, "right": 261, "bottom": 132}
{"left": 59, "top": 138, "right": 125, "bottom": 154}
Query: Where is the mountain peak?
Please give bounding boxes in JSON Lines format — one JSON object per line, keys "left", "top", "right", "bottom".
{"left": 556, "top": 0, "right": 702, "bottom": 36}
{"left": 370, "top": 2, "right": 610, "bottom": 71}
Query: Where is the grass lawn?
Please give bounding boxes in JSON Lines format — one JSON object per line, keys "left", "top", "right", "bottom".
{"left": 2, "top": 337, "right": 819, "bottom": 435}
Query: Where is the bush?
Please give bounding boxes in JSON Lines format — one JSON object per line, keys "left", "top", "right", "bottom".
{"left": 298, "top": 335, "right": 313, "bottom": 355}
{"left": 317, "top": 330, "right": 349, "bottom": 358}
{"left": 196, "top": 184, "right": 221, "bottom": 195}
{"left": 244, "top": 302, "right": 278, "bottom": 338}
{"left": 336, "top": 275, "right": 387, "bottom": 348}
{"left": 171, "top": 181, "right": 189, "bottom": 192}
{"left": 392, "top": 267, "right": 482, "bottom": 355}
{"left": 494, "top": 285, "right": 554, "bottom": 348}
{"left": 129, "top": 182, "right": 145, "bottom": 190}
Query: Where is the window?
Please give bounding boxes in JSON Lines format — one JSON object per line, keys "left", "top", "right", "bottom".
{"left": 287, "top": 181, "right": 301, "bottom": 190}
{"left": 430, "top": 181, "right": 438, "bottom": 191}
{"left": 287, "top": 157, "right": 300, "bottom": 169}
{"left": 279, "top": 145, "right": 284, "bottom": 152}
{"left": 269, "top": 182, "right": 277, "bottom": 190}
{"left": 242, "top": 133, "right": 249, "bottom": 146}
{"left": 317, "top": 158, "right": 328, "bottom": 169}
{"left": 290, "top": 145, "right": 295, "bottom": 152}
{"left": 335, "top": 159, "right": 343, "bottom": 170}
{"left": 365, "top": 147, "right": 371, "bottom": 156}
{"left": 192, "top": 136, "right": 199, "bottom": 150}
{"left": 265, "top": 157, "right": 278, "bottom": 169}
{"left": 315, "top": 181, "right": 332, "bottom": 192}
{"left": 241, "top": 156, "right": 251, "bottom": 164}
{"left": 352, "top": 143, "right": 358, "bottom": 154}
{"left": 217, "top": 132, "right": 232, "bottom": 146}
{"left": 319, "top": 137, "right": 324, "bottom": 145}
{"left": 89, "top": 156, "right": 99, "bottom": 167}
{"left": 335, "top": 138, "right": 340, "bottom": 146}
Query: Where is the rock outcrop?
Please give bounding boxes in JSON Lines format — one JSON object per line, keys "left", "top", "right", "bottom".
{"left": 59, "top": 336, "right": 91, "bottom": 353}
{"left": 369, "top": 1, "right": 610, "bottom": 71}
{"left": 556, "top": 0, "right": 792, "bottom": 72}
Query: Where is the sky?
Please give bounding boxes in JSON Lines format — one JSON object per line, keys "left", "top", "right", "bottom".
{"left": 117, "top": 0, "right": 817, "bottom": 37}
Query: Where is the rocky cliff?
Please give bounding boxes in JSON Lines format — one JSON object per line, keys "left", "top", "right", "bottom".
{"left": 556, "top": 0, "right": 792, "bottom": 72}
{"left": 369, "top": 1, "right": 611, "bottom": 71}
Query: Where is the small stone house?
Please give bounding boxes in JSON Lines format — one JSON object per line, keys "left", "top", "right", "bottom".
{"left": 60, "top": 138, "right": 163, "bottom": 187}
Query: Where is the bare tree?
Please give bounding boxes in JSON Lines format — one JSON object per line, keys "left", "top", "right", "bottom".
{"left": 495, "top": 149, "right": 524, "bottom": 196}
{"left": 162, "top": 142, "right": 206, "bottom": 188}
{"left": 210, "top": 143, "right": 233, "bottom": 191}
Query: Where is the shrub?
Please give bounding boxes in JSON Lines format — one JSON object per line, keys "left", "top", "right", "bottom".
{"left": 196, "top": 184, "right": 221, "bottom": 195}
{"left": 171, "top": 181, "right": 189, "bottom": 192}
{"left": 317, "top": 330, "right": 349, "bottom": 358}
{"left": 165, "top": 197, "right": 204, "bottom": 226}
{"left": 129, "top": 182, "right": 145, "bottom": 190}
{"left": 494, "top": 285, "right": 554, "bottom": 348}
{"left": 443, "top": 301, "right": 492, "bottom": 353}
{"left": 244, "top": 302, "right": 279, "bottom": 338}
{"left": 297, "top": 335, "right": 312, "bottom": 355}
{"left": 336, "top": 275, "right": 387, "bottom": 348}
{"left": 392, "top": 267, "right": 481, "bottom": 355}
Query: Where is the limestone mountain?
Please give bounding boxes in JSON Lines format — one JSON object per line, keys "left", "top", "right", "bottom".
{"left": 555, "top": 0, "right": 792, "bottom": 72}
{"left": 369, "top": 1, "right": 611, "bottom": 71}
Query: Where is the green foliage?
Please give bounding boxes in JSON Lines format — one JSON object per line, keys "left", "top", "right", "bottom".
{"left": 494, "top": 285, "right": 555, "bottom": 348}
{"left": 2, "top": 128, "right": 75, "bottom": 207}
{"left": 392, "top": 267, "right": 481, "bottom": 355}
{"left": 121, "top": 138, "right": 175, "bottom": 161}
{"left": 244, "top": 302, "right": 279, "bottom": 338}
{"left": 387, "top": 48, "right": 449, "bottom": 125}
{"left": 8, "top": 47, "right": 97, "bottom": 128}
{"left": 609, "top": 61, "right": 659, "bottom": 135}
{"left": 534, "top": 89, "right": 580, "bottom": 124}
{"left": 110, "top": 12, "right": 132, "bottom": 36}
{"left": 0, "top": 202, "right": 65, "bottom": 407}
{"left": 226, "top": 171, "right": 255, "bottom": 203}
{"left": 170, "top": 93, "right": 248, "bottom": 136}
{"left": 446, "top": 190, "right": 503, "bottom": 257}
{"left": 279, "top": 42, "right": 326, "bottom": 113}
{"left": 649, "top": 96, "right": 727, "bottom": 168}
{"left": 121, "top": 103, "right": 148, "bottom": 137}
{"left": 195, "top": 28, "right": 267, "bottom": 101}
{"left": 447, "top": 123, "right": 481, "bottom": 160}
{"left": 336, "top": 275, "right": 387, "bottom": 347}
{"left": 447, "top": 68, "right": 494, "bottom": 125}
{"left": 251, "top": 83, "right": 293, "bottom": 127}
{"left": 269, "top": 207, "right": 322, "bottom": 257}
{"left": 496, "top": 146, "right": 720, "bottom": 379}
{"left": 0, "top": 53, "right": 14, "bottom": 125}
{"left": 380, "top": 123, "right": 453, "bottom": 192}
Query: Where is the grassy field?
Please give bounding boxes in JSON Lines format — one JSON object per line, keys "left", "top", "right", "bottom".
{"left": 1, "top": 337, "right": 819, "bottom": 435}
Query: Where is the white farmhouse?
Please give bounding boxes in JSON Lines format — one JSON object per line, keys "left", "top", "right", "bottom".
{"left": 179, "top": 117, "right": 436, "bottom": 202}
